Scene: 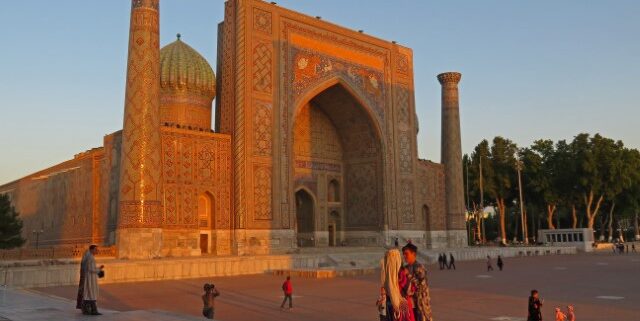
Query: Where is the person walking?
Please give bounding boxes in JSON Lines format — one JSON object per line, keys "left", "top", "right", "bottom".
{"left": 497, "top": 255, "right": 504, "bottom": 271}
{"left": 448, "top": 253, "right": 456, "bottom": 270}
{"left": 437, "top": 254, "right": 444, "bottom": 270}
{"left": 81, "top": 245, "right": 104, "bottom": 315}
{"left": 527, "top": 290, "right": 543, "bottom": 321}
{"left": 442, "top": 253, "right": 448, "bottom": 271}
{"left": 554, "top": 307, "right": 567, "bottom": 321}
{"left": 487, "top": 255, "right": 494, "bottom": 272}
{"left": 201, "top": 283, "right": 220, "bottom": 319}
{"left": 632, "top": 243, "right": 636, "bottom": 253}
{"left": 280, "top": 276, "right": 293, "bottom": 310}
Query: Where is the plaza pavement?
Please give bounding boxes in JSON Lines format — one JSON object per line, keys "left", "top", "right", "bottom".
{"left": 3, "top": 252, "right": 638, "bottom": 321}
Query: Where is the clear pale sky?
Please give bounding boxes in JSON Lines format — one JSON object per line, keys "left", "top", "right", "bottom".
{"left": 0, "top": 1, "right": 638, "bottom": 184}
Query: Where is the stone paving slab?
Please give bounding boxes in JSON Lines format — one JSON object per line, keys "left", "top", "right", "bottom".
{"left": 31, "top": 253, "right": 640, "bottom": 321}
{"left": 0, "top": 287, "right": 202, "bottom": 321}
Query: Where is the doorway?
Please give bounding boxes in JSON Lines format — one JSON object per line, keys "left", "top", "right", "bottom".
{"left": 200, "top": 234, "right": 208, "bottom": 254}
{"left": 295, "top": 189, "right": 315, "bottom": 247}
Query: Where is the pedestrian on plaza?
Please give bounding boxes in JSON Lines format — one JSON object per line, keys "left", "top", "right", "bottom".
{"left": 554, "top": 307, "right": 567, "bottom": 321}
{"left": 395, "top": 237, "right": 399, "bottom": 247}
{"left": 497, "top": 255, "right": 504, "bottom": 271}
{"left": 448, "top": 253, "right": 456, "bottom": 270}
{"left": 625, "top": 244, "right": 629, "bottom": 253}
{"left": 201, "top": 283, "right": 220, "bottom": 319}
{"left": 76, "top": 247, "right": 91, "bottom": 310}
{"left": 442, "top": 253, "right": 448, "bottom": 271}
{"left": 438, "top": 254, "right": 444, "bottom": 270}
{"left": 280, "top": 276, "right": 293, "bottom": 310}
{"left": 527, "top": 290, "right": 543, "bottom": 321}
{"left": 81, "top": 245, "right": 104, "bottom": 315}
{"left": 566, "top": 305, "right": 575, "bottom": 321}
{"left": 402, "top": 242, "right": 432, "bottom": 321}
{"left": 487, "top": 255, "right": 494, "bottom": 272}
{"left": 376, "top": 287, "right": 388, "bottom": 321}
{"left": 632, "top": 243, "right": 636, "bottom": 252}
{"left": 381, "top": 248, "right": 414, "bottom": 321}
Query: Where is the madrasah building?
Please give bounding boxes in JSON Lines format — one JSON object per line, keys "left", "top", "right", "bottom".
{"left": 0, "top": 0, "right": 467, "bottom": 259}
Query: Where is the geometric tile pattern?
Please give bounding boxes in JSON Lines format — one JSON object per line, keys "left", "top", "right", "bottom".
{"left": 252, "top": 42, "right": 272, "bottom": 93}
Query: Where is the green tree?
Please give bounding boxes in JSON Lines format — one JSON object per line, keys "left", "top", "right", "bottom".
{"left": 520, "top": 139, "right": 560, "bottom": 230}
{"left": 571, "top": 133, "right": 617, "bottom": 229}
{"left": 487, "top": 137, "right": 518, "bottom": 244}
{"left": 0, "top": 194, "right": 26, "bottom": 249}
{"left": 467, "top": 139, "right": 494, "bottom": 243}
{"left": 552, "top": 140, "right": 581, "bottom": 228}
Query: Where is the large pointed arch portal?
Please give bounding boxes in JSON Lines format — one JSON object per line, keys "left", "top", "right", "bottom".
{"left": 292, "top": 82, "right": 383, "bottom": 246}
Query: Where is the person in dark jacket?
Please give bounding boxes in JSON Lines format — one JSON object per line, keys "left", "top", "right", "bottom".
{"left": 497, "top": 255, "right": 504, "bottom": 271}
{"left": 528, "top": 289, "right": 543, "bottom": 321}
{"left": 448, "top": 253, "right": 456, "bottom": 270}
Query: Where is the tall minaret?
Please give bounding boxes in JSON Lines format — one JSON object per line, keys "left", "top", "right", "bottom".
{"left": 438, "top": 72, "right": 467, "bottom": 247}
{"left": 116, "top": 0, "right": 164, "bottom": 259}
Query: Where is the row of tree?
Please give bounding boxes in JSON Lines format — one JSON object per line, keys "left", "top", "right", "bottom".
{"left": 464, "top": 133, "right": 640, "bottom": 244}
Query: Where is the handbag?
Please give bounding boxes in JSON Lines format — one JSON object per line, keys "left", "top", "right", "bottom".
{"left": 97, "top": 270, "right": 105, "bottom": 278}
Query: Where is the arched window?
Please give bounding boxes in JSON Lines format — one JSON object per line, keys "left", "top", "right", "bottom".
{"left": 328, "top": 179, "right": 340, "bottom": 202}
{"left": 198, "top": 192, "right": 214, "bottom": 228}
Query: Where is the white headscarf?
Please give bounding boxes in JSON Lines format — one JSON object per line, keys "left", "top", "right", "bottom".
{"left": 381, "top": 248, "right": 405, "bottom": 311}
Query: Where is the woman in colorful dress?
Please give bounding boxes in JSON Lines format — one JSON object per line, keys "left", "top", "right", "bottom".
{"left": 381, "top": 249, "right": 415, "bottom": 321}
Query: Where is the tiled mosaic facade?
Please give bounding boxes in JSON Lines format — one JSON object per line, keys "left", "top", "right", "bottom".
{"left": 0, "top": 0, "right": 467, "bottom": 256}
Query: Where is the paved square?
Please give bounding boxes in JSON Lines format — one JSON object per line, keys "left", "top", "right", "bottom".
{"left": 34, "top": 253, "right": 639, "bottom": 321}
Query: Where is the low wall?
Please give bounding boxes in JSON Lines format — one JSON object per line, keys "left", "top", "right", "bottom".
{"left": 1, "top": 246, "right": 578, "bottom": 289}
{"left": 0, "top": 254, "right": 329, "bottom": 289}
{"left": 420, "top": 246, "right": 577, "bottom": 263}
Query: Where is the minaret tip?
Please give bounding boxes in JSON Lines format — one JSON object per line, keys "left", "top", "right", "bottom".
{"left": 176, "top": 33, "right": 181, "bottom": 40}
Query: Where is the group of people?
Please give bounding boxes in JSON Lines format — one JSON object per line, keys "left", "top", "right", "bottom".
{"left": 437, "top": 253, "right": 455, "bottom": 270}
{"left": 378, "top": 243, "right": 432, "bottom": 321}
{"left": 486, "top": 255, "right": 504, "bottom": 271}
{"left": 528, "top": 290, "right": 575, "bottom": 321}
{"left": 75, "top": 245, "right": 105, "bottom": 316}
{"left": 613, "top": 242, "right": 636, "bottom": 254}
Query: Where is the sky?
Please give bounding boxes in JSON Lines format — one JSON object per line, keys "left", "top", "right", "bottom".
{"left": 0, "top": 0, "right": 638, "bottom": 184}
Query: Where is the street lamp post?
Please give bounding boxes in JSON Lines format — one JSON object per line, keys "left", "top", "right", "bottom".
{"left": 32, "top": 229, "right": 44, "bottom": 249}
{"left": 515, "top": 159, "right": 528, "bottom": 244}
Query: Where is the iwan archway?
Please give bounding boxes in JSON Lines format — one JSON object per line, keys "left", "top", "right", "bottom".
{"left": 292, "top": 81, "right": 383, "bottom": 247}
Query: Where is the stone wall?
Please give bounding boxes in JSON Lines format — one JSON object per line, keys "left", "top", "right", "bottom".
{"left": 0, "top": 148, "right": 105, "bottom": 248}
{"left": 0, "top": 254, "right": 328, "bottom": 289}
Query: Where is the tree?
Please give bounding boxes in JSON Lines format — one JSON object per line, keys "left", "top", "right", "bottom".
{"left": 614, "top": 148, "right": 640, "bottom": 240}
{"left": 552, "top": 140, "right": 581, "bottom": 228}
{"left": 486, "top": 137, "right": 518, "bottom": 244}
{"left": 571, "top": 133, "right": 618, "bottom": 229}
{"left": 520, "top": 140, "right": 560, "bottom": 230}
{"left": 467, "top": 139, "right": 494, "bottom": 243}
{"left": 0, "top": 194, "right": 26, "bottom": 249}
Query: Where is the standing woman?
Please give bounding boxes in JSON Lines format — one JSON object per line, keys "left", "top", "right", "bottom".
{"left": 381, "top": 249, "right": 415, "bottom": 321}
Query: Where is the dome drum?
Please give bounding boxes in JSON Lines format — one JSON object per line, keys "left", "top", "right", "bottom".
{"left": 160, "top": 35, "right": 216, "bottom": 130}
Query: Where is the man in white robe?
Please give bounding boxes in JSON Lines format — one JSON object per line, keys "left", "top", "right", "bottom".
{"left": 76, "top": 249, "right": 91, "bottom": 309}
{"left": 82, "top": 245, "right": 104, "bottom": 315}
